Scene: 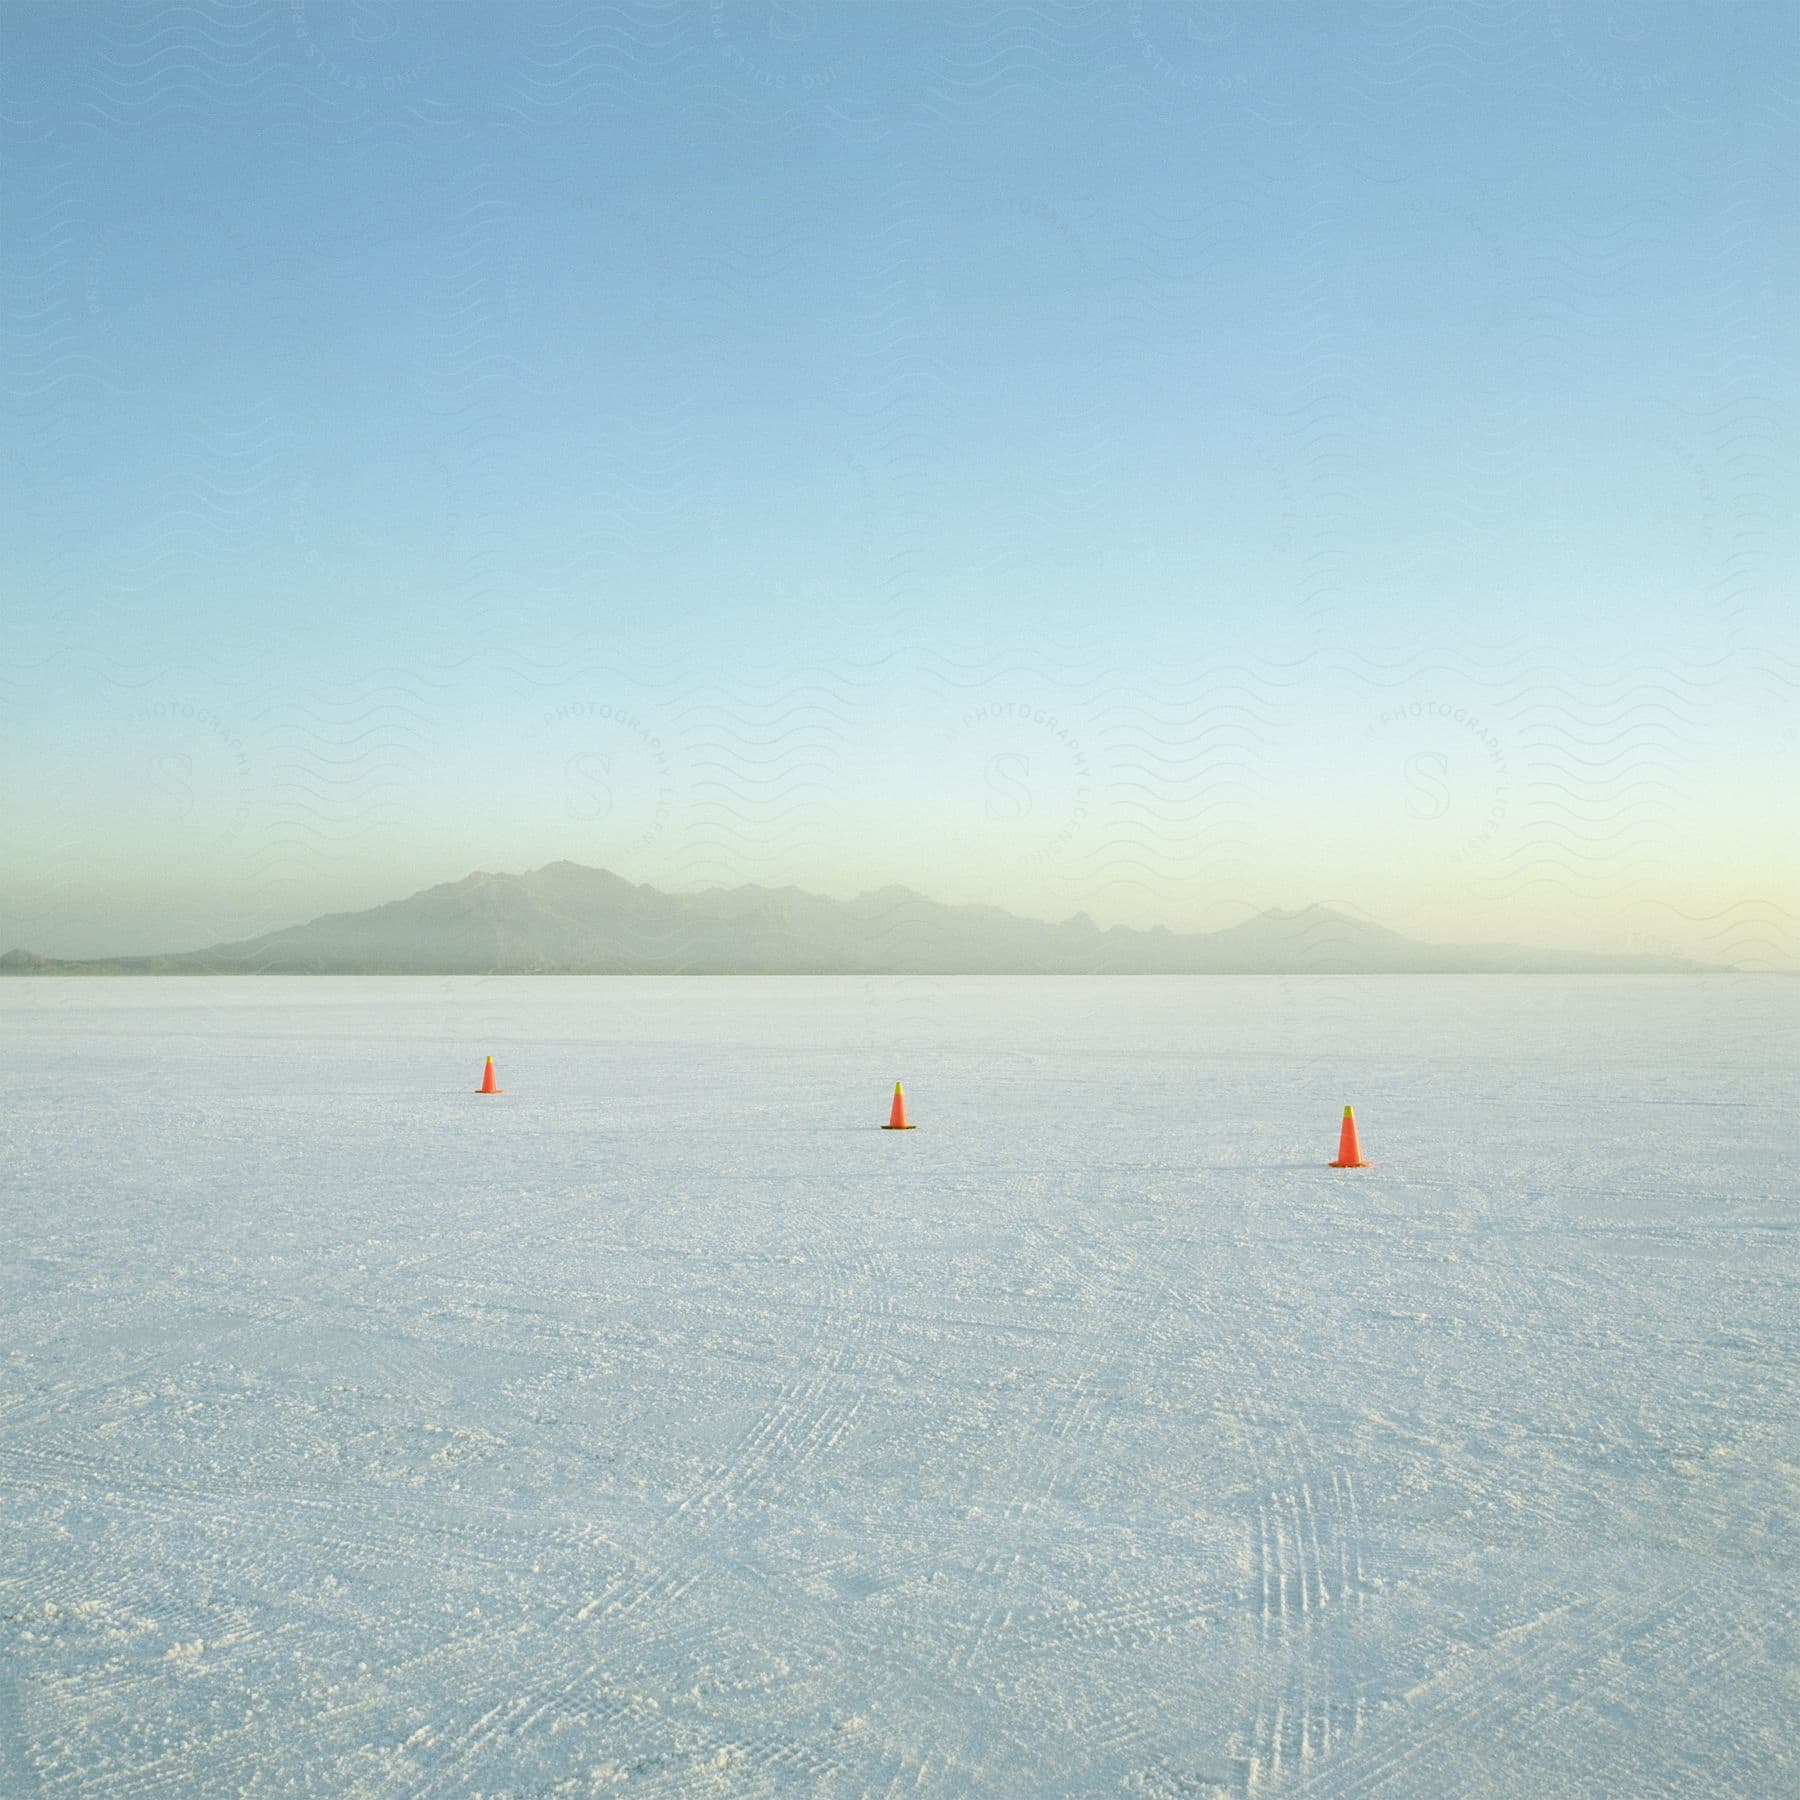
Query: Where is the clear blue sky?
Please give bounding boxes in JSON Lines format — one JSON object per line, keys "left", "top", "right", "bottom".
{"left": 2, "top": 2, "right": 1795, "bottom": 964}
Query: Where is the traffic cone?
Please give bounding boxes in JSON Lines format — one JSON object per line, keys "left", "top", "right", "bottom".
{"left": 881, "top": 1080, "right": 915, "bottom": 1130}
{"left": 1329, "top": 1104, "right": 1365, "bottom": 1167}
{"left": 477, "top": 1055, "right": 502, "bottom": 1095}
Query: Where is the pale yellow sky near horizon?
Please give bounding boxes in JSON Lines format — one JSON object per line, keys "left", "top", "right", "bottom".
{"left": 3, "top": 640, "right": 1795, "bottom": 969}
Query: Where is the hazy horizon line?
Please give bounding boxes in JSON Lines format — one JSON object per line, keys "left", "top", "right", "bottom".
{"left": 0, "top": 857, "right": 1740, "bottom": 973}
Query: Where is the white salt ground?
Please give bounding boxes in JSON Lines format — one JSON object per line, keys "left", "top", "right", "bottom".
{"left": 0, "top": 975, "right": 1795, "bottom": 1796}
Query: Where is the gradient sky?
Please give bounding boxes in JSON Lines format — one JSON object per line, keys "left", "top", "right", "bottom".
{"left": 2, "top": 2, "right": 1795, "bottom": 965}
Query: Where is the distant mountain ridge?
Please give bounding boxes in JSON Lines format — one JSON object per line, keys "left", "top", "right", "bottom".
{"left": 0, "top": 862, "right": 1710, "bottom": 974}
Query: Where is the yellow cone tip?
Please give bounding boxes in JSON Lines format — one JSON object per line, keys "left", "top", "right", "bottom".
{"left": 1343, "top": 1104, "right": 1353, "bottom": 1116}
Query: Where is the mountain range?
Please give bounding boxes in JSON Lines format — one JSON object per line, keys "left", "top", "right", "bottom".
{"left": 0, "top": 862, "right": 1710, "bottom": 975}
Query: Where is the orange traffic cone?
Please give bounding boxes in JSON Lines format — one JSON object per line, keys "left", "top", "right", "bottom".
{"left": 1329, "top": 1104, "right": 1365, "bottom": 1167}
{"left": 477, "top": 1055, "right": 502, "bottom": 1094}
{"left": 881, "top": 1080, "right": 915, "bottom": 1130}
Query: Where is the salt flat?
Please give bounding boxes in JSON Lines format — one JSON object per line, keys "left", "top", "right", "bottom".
{"left": 1, "top": 976, "right": 1795, "bottom": 1796}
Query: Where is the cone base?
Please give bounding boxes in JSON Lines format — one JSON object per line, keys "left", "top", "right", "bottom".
{"left": 1329, "top": 1158, "right": 1365, "bottom": 1168}
{"left": 881, "top": 1124, "right": 916, "bottom": 1130}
